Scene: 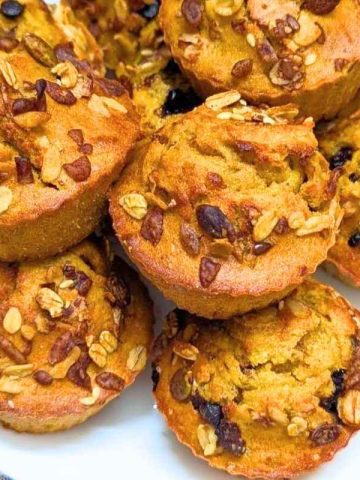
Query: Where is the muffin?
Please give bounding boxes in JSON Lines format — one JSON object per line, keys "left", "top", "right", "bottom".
{"left": 317, "top": 103, "right": 360, "bottom": 286}
{"left": 0, "top": 240, "right": 153, "bottom": 433}
{"left": 110, "top": 94, "right": 341, "bottom": 319}
{"left": 153, "top": 279, "right": 360, "bottom": 479}
{"left": 0, "top": 15, "right": 139, "bottom": 262}
{"left": 63, "top": 0, "right": 202, "bottom": 133}
{"left": 160, "top": 0, "right": 360, "bottom": 120}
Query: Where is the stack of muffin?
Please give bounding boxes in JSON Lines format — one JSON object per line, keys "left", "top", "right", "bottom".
{"left": 1, "top": 0, "right": 360, "bottom": 478}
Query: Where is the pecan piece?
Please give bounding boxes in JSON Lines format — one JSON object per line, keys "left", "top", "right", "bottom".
{"left": 68, "top": 128, "right": 84, "bottom": 146}
{"left": 257, "top": 40, "right": 278, "bottom": 66}
{"left": 140, "top": 206, "right": 164, "bottom": 245}
{"left": 46, "top": 81, "right": 77, "bottom": 105}
{"left": 181, "top": 0, "right": 202, "bottom": 27}
{"left": 0, "top": 335, "right": 27, "bottom": 364}
{"left": 0, "top": 36, "right": 19, "bottom": 52}
{"left": 180, "top": 222, "right": 200, "bottom": 256}
{"left": 67, "top": 353, "right": 91, "bottom": 390}
{"left": 199, "top": 257, "right": 221, "bottom": 288}
{"left": 96, "top": 372, "right": 125, "bottom": 391}
{"left": 48, "top": 331, "right": 74, "bottom": 365}
{"left": 63, "top": 156, "right": 91, "bottom": 182}
{"left": 15, "top": 156, "right": 34, "bottom": 184}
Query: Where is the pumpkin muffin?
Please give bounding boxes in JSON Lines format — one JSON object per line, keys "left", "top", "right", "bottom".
{"left": 110, "top": 94, "right": 341, "bottom": 319}
{"left": 0, "top": 14, "right": 139, "bottom": 262}
{"left": 63, "top": 0, "right": 202, "bottom": 134}
{"left": 153, "top": 278, "right": 360, "bottom": 479}
{"left": 0, "top": 240, "right": 153, "bottom": 433}
{"left": 160, "top": 0, "right": 360, "bottom": 120}
{"left": 317, "top": 102, "right": 360, "bottom": 286}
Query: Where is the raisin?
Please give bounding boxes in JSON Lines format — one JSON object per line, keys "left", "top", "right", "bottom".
{"left": 199, "top": 257, "right": 221, "bottom": 288}
{"left": 348, "top": 231, "right": 360, "bottom": 248}
{"left": 96, "top": 372, "right": 125, "bottom": 391}
{"left": 320, "top": 369, "right": 346, "bottom": 415}
{"left": 196, "top": 204, "right": 235, "bottom": 241}
{"left": 75, "top": 271, "right": 93, "bottom": 296}
{"left": 33, "top": 370, "right": 53, "bottom": 386}
{"left": 140, "top": 207, "right": 164, "bottom": 245}
{"left": 231, "top": 59, "right": 253, "bottom": 78}
{"left": 170, "top": 368, "right": 192, "bottom": 402}
{"left": 216, "top": 419, "right": 246, "bottom": 456}
{"left": 138, "top": 0, "right": 159, "bottom": 19}
{"left": 106, "top": 271, "right": 130, "bottom": 308}
{"left": 0, "top": 0, "right": 24, "bottom": 18}
{"left": 192, "top": 394, "right": 223, "bottom": 427}
{"left": 328, "top": 146, "right": 353, "bottom": 170}
{"left": 303, "top": 0, "right": 340, "bottom": 15}
{"left": 15, "top": 156, "right": 34, "bottom": 184}
{"left": 163, "top": 88, "right": 202, "bottom": 116}
{"left": 181, "top": 0, "right": 202, "bottom": 27}
{"left": 180, "top": 222, "right": 200, "bottom": 256}
{"left": 310, "top": 423, "right": 341, "bottom": 446}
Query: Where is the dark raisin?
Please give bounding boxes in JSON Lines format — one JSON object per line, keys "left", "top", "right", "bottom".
{"left": 196, "top": 204, "right": 235, "bottom": 242}
{"left": 348, "top": 231, "right": 360, "bottom": 248}
{"left": 74, "top": 271, "right": 93, "bottom": 296}
{"left": 151, "top": 363, "right": 160, "bottom": 391}
{"left": 216, "top": 419, "right": 246, "bottom": 456}
{"left": 328, "top": 146, "right": 353, "bottom": 170}
{"left": 163, "top": 88, "right": 202, "bottom": 116}
{"left": 320, "top": 369, "right": 346, "bottom": 415}
{"left": 170, "top": 368, "right": 192, "bottom": 402}
{"left": 181, "top": 0, "right": 202, "bottom": 27}
{"left": 199, "top": 257, "right": 221, "bottom": 288}
{"left": 0, "top": 0, "right": 24, "bottom": 18}
{"left": 140, "top": 207, "right": 164, "bottom": 245}
{"left": 303, "top": 0, "right": 340, "bottom": 15}
{"left": 138, "top": 0, "right": 159, "bottom": 19}
{"left": 15, "top": 156, "right": 34, "bottom": 184}
{"left": 105, "top": 267, "right": 130, "bottom": 308}
{"left": 310, "top": 423, "right": 341, "bottom": 446}
{"left": 253, "top": 242, "right": 273, "bottom": 256}
{"left": 192, "top": 394, "right": 223, "bottom": 427}
{"left": 349, "top": 173, "right": 359, "bottom": 183}
{"left": 231, "top": 59, "right": 253, "bottom": 78}
{"left": 96, "top": 372, "right": 125, "bottom": 391}
{"left": 33, "top": 370, "right": 53, "bottom": 386}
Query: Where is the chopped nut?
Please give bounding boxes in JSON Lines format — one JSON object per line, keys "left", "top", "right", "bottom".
{"left": 51, "top": 61, "right": 78, "bottom": 89}
{"left": 126, "top": 345, "right": 147, "bottom": 371}
{"left": 3, "top": 307, "right": 22, "bottom": 334}
{"left": 67, "top": 353, "right": 91, "bottom": 389}
{"left": 96, "top": 372, "right": 125, "bottom": 391}
{"left": 180, "top": 222, "right": 200, "bottom": 256}
{"left": 80, "top": 385, "right": 100, "bottom": 406}
{"left": 41, "top": 146, "right": 62, "bottom": 183}
{"left": 288, "top": 211, "right": 305, "bottom": 229}
{"left": 296, "top": 212, "right": 334, "bottom": 236}
{"left": 36, "top": 287, "right": 64, "bottom": 318}
{"left": 119, "top": 193, "right": 148, "bottom": 220}
{"left": 173, "top": 340, "right": 199, "bottom": 361}
{"left": 63, "top": 156, "right": 91, "bottom": 182}
{"left": 20, "top": 324, "right": 36, "bottom": 341}
{"left": 199, "top": 257, "right": 221, "bottom": 288}
{"left": 34, "top": 314, "right": 53, "bottom": 334}
{"left": 140, "top": 207, "right": 164, "bottom": 245}
{"left": 13, "top": 111, "right": 51, "bottom": 130}
{"left": 205, "top": 90, "right": 241, "bottom": 111}
{"left": 253, "top": 211, "right": 279, "bottom": 242}
{"left": 50, "top": 346, "right": 81, "bottom": 379}
{"left": 0, "top": 58, "right": 17, "bottom": 87}
{"left": 99, "top": 330, "right": 118, "bottom": 354}
{"left": 197, "top": 424, "right": 218, "bottom": 456}
{"left": 246, "top": 33, "right": 256, "bottom": 48}
{"left": 338, "top": 390, "right": 360, "bottom": 426}
{"left": 268, "top": 406, "right": 289, "bottom": 426}
{"left": 46, "top": 81, "right": 77, "bottom": 105}
{"left": 48, "top": 332, "right": 75, "bottom": 365}
{"left": 287, "top": 416, "right": 308, "bottom": 436}
{"left": 304, "top": 52, "right": 317, "bottom": 66}
{"left": 88, "top": 94, "right": 127, "bottom": 117}
{"left": 89, "top": 343, "right": 107, "bottom": 368}
{"left": 0, "top": 335, "right": 26, "bottom": 364}
{"left": 0, "top": 186, "right": 12, "bottom": 214}
{"left": 102, "top": 96, "right": 128, "bottom": 114}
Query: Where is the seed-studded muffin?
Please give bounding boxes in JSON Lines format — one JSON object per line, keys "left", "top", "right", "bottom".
{"left": 63, "top": 0, "right": 202, "bottom": 134}
{"left": 0, "top": 240, "right": 153, "bottom": 433}
{"left": 110, "top": 94, "right": 341, "bottom": 319}
{"left": 317, "top": 103, "right": 360, "bottom": 286}
{"left": 0, "top": 12, "right": 139, "bottom": 262}
{"left": 160, "top": 0, "right": 360, "bottom": 120}
{"left": 153, "top": 279, "right": 360, "bottom": 479}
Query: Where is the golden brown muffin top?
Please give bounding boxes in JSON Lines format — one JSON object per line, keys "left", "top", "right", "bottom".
{"left": 0, "top": 241, "right": 153, "bottom": 418}
{"left": 153, "top": 278, "right": 360, "bottom": 479}
{"left": 160, "top": 0, "right": 360, "bottom": 118}
{"left": 110, "top": 96, "right": 340, "bottom": 311}
{"left": 0, "top": 23, "right": 139, "bottom": 226}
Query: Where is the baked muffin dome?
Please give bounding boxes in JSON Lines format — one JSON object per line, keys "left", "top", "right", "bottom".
{"left": 160, "top": 0, "right": 360, "bottom": 120}
{"left": 153, "top": 279, "right": 360, "bottom": 479}
{"left": 317, "top": 103, "right": 360, "bottom": 286}
{"left": 0, "top": 240, "right": 153, "bottom": 433}
{"left": 63, "top": 0, "right": 202, "bottom": 134}
{"left": 110, "top": 95, "right": 341, "bottom": 319}
{"left": 0, "top": 17, "right": 139, "bottom": 262}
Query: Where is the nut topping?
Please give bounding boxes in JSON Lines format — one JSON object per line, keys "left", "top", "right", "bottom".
{"left": 51, "top": 61, "right": 78, "bottom": 89}
{"left": 96, "top": 372, "right": 125, "bottom": 391}
{"left": 63, "top": 156, "right": 91, "bottom": 182}
{"left": 140, "top": 207, "right": 164, "bottom": 245}
{"left": 197, "top": 424, "right": 218, "bottom": 456}
{"left": 3, "top": 307, "right": 22, "bottom": 334}
{"left": 67, "top": 353, "right": 91, "bottom": 390}
{"left": 180, "top": 222, "right": 200, "bottom": 256}
{"left": 253, "top": 211, "right": 279, "bottom": 242}
{"left": 173, "top": 340, "right": 199, "bottom": 361}
{"left": 126, "top": 345, "right": 147, "bottom": 371}
{"left": 119, "top": 193, "right": 148, "bottom": 220}
{"left": 48, "top": 332, "right": 75, "bottom": 365}
{"left": 199, "top": 257, "right": 221, "bottom": 288}
{"left": 15, "top": 156, "right": 34, "bottom": 184}
{"left": 36, "top": 288, "right": 64, "bottom": 318}
{"left": 0, "top": 335, "right": 26, "bottom": 364}
{"left": 0, "top": 186, "right": 12, "bottom": 213}
{"left": 46, "top": 81, "right": 77, "bottom": 105}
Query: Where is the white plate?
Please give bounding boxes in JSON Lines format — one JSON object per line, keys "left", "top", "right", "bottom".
{"left": 2, "top": 2, "right": 359, "bottom": 477}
